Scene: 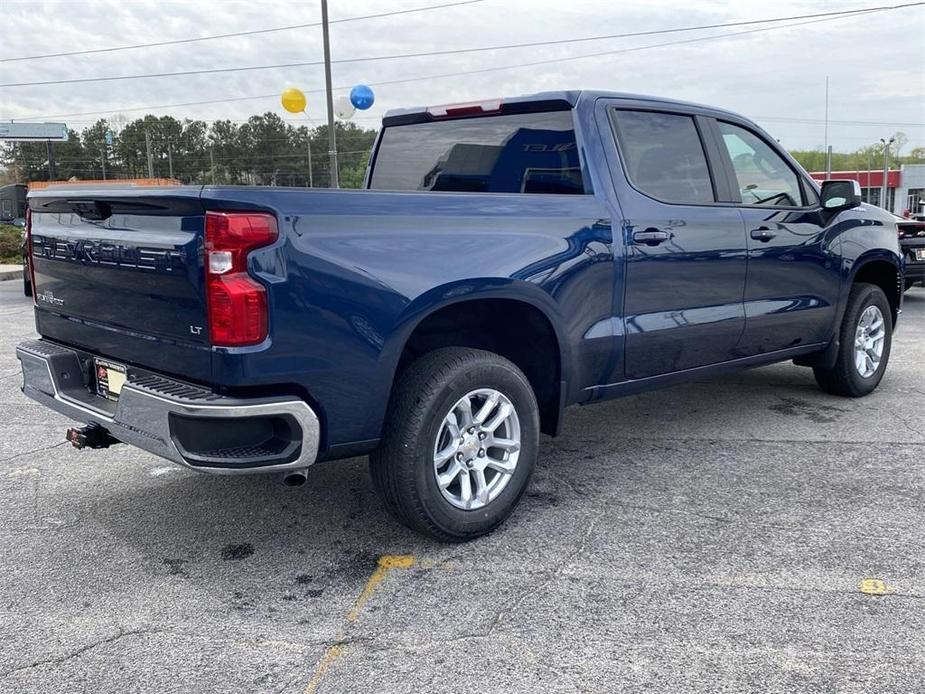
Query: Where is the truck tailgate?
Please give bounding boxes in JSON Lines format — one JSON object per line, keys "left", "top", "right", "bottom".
{"left": 27, "top": 187, "right": 212, "bottom": 380}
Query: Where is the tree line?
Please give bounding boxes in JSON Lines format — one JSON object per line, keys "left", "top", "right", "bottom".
{"left": 0, "top": 113, "right": 378, "bottom": 188}
{"left": 787, "top": 131, "right": 923, "bottom": 173}
{"left": 1, "top": 115, "right": 922, "bottom": 189}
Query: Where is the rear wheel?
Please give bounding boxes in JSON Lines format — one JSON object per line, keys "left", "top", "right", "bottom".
{"left": 813, "top": 283, "right": 892, "bottom": 397}
{"left": 370, "top": 347, "right": 539, "bottom": 542}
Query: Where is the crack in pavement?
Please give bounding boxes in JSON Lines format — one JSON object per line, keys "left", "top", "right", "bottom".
{"left": 603, "top": 499, "right": 925, "bottom": 550}
{"left": 486, "top": 501, "right": 608, "bottom": 637}
{"left": 0, "top": 627, "right": 163, "bottom": 679}
{"left": 0, "top": 441, "right": 67, "bottom": 465}
{"left": 889, "top": 408, "right": 921, "bottom": 439}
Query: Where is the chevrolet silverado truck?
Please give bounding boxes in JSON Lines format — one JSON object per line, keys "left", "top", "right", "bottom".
{"left": 16, "top": 91, "right": 903, "bottom": 541}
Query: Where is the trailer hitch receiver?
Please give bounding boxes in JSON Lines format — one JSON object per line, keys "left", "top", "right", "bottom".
{"left": 66, "top": 423, "right": 120, "bottom": 450}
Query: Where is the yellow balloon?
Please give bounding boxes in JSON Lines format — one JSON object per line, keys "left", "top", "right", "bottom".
{"left": 281, "top": 87, "right": 307, "bottom": 114}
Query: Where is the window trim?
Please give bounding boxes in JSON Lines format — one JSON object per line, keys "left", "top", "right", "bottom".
{"left": 608, "top": 107, "right": 720, "bottom": 206}
{"left": 710, "top": 118, "right": 819, "bottom": 211}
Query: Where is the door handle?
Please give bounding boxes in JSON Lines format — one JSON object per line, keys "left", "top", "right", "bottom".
{"left": 750, "top": 227, "right": 776, "bottom": 242}
{"left": 633, "top": 229, "right": 671, "bottom": 246}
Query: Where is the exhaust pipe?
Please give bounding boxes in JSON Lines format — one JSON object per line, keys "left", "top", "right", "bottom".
{"left": 281, "top": 469, "right": 308, "bottom": 487}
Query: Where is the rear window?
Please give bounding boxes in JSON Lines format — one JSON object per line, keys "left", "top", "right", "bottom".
{"left": 369, "top": 111, "right": 586, "bottom": 194}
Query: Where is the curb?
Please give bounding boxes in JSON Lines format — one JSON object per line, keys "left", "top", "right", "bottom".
{"left": 0, "top": 269, "right": 24, "bottom": 282}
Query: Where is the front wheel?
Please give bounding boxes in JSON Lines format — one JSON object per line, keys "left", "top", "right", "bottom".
{"left": 813, "top": 283, "right": 892, "bottom": 397}
{"left": 370, "top": 347, "right": 539, "bottom": 542}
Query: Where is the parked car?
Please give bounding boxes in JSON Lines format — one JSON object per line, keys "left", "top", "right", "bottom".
{"left": 897, "top": 216, "right": 925, "bottom": 290}
{"left": 16, "top": 91, "right": 904, "bottom": 541}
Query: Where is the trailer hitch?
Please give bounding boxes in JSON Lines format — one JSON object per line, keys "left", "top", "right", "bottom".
{"left": 66, "top": 423, "right": 120, "bottom": 450}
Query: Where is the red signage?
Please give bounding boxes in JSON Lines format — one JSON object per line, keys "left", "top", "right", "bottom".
{"left": 809, "top": 170, "right": 901, "bottom": 188}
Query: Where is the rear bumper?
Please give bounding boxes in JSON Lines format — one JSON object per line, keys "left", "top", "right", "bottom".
{"left": 15, "top": 339, "right": 320, "bottom": 475}
{"left": 904, "top": 260, "right": 925, "bottom": 283}
{"left": 903, "top": 242, "right": 925, "bottom": 283}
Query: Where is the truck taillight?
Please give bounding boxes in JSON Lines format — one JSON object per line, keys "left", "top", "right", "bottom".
{"left": 25, "top": 207, "right": 36, "bottom": 306}
{"left": 204, "top": 211, "right": 278, "bottom": 347}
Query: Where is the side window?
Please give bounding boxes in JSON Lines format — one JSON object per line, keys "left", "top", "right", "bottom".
{"left": 610, "top": 110, "right": 715, "bottom": 204}
{"left": 719, "top": 122, "right": 803, "bottom": 207}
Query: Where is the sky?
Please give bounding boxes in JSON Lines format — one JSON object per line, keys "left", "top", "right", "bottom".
{"left": 1, "top": 0, "right": 923, "bottom": 155}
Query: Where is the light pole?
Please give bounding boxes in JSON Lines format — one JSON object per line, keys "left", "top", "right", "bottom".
{"left": 880, "top": 136, "right": 895, "bottom": 211}
{"left": 320, "top": 0, "right": 339, "bottom": 188}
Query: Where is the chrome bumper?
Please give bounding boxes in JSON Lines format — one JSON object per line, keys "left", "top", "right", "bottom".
{"left": 15, "top": 339, "right": 320, "bottom": 475}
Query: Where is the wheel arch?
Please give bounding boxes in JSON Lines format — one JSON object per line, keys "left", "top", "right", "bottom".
{"left": 849, "top": 251, "right": 903, "bottom": 326}
{"left": 379, "top": 281, "right": 571, "bottom": 437}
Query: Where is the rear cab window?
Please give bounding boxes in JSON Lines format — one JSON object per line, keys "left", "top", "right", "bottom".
{"left": 369, "top": 110, "right": 586, "bottom": 194}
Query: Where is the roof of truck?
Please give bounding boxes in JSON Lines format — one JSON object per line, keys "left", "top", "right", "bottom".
{"left": 382, "top": 90, "right": 752, "bottom": 126}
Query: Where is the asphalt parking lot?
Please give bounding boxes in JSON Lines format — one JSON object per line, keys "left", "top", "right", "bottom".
{"left": 1, "top": 280, "right": 923, "bottom": 694}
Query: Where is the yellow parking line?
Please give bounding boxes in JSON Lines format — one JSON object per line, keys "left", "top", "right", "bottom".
{"left": 304, "top": 554, "right": 415, "bottom": 694}
{"left": 303, "top": 644, "right": 343, "bottom": 694}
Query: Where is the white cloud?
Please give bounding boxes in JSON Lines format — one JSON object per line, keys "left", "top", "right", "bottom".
{"left": 1, "top": 0, "right": 923, "bottom": 151}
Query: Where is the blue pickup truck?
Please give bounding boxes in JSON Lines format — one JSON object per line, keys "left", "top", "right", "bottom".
{"left": 17, "top": 91, "right": 903, "bottom": 541}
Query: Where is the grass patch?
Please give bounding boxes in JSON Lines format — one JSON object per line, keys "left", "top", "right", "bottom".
{"left": 0, "top": 224, "right": 23, "bottom": 265}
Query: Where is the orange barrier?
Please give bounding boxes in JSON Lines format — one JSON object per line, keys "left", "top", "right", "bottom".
{"left": 28, "top": 178, "right": 181, "bottom": 190}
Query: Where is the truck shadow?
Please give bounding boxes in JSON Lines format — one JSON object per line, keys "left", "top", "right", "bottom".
{"left": 76, "top": 297, "right": 924, "bottom": 606}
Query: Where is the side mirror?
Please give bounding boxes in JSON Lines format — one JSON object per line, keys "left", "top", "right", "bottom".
{"left": 821, "top": 179, "right": 862, "bottom": 210}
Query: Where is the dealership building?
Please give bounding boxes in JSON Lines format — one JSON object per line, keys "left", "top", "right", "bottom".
{"left": 810, "top": 163, "right": 925, "bottom": 217}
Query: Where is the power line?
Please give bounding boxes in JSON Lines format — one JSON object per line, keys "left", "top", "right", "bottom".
{"left": 6, "top": 7, "right": 919, "bottom": 122}
{"left": 2, "top": 2, "right": 921, "bottom": 88}
{"left": 0, "top": 0, "right": 488, "bottom": 63}
{"left": 754, "top": 116, "right": 924, "bottom": 128}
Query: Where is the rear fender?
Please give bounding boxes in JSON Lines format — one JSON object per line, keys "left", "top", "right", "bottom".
{"left": 369, "top": 279, "right": 571, "bottom": 433}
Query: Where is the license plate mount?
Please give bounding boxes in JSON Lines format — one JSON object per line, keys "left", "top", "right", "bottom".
{"left": 94, "top": 359, "right": 127, "bottom": 401}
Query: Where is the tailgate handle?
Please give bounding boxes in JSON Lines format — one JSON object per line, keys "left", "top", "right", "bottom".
{"left": 66, "top": 200, "right": 112, "bottom": 221}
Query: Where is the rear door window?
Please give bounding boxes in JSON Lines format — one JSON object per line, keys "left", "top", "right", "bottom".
{"left": 369, "top": 111, "right": 586, "bottom": 194}
{"left": 610, "top": 110, "right": 715, "bottom": 204}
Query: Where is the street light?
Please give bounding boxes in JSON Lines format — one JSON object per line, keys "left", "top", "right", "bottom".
{"left": 880, "top": 136, "right": 895, "bottom": 211}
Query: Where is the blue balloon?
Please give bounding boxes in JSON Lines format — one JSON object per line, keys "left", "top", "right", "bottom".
{"left": 350, "top": 84, "right": 375, "bottom": 110}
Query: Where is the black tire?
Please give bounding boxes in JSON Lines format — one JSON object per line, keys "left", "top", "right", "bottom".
{"left": 813, "top": 283, "right": 892, "bottom": 397}
{"left": 370, "top": 347, "right": 539, "bottom": 542}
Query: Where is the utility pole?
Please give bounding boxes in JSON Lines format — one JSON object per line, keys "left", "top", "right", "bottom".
{"left": 320, "top": 0, "right": 339, "bottom": 188}
{"left": 210, "top": 147, "right": 216, "bottom": 185}
{"left": 823, "top": 76, "right": 829, "bottom": 179}
{"left": 45, "top": 140, "right": 56, "bottom": 180}
{"left": 145, "top": 130, "right": 154, "bottom": 178}
{"left": 307, "top": 138, "right": 314, "bottom": 188}
{"left": 100, "top": 145, "right": 106, "bottom": 180}
{"left": 880, "top": 136, "right": 895, "bottom": 212}
{"left": 867, "top": 151, "right": 873, "bottom": 203}
{"left": 167, "top": 141, "right": 174, "bottom": 179}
